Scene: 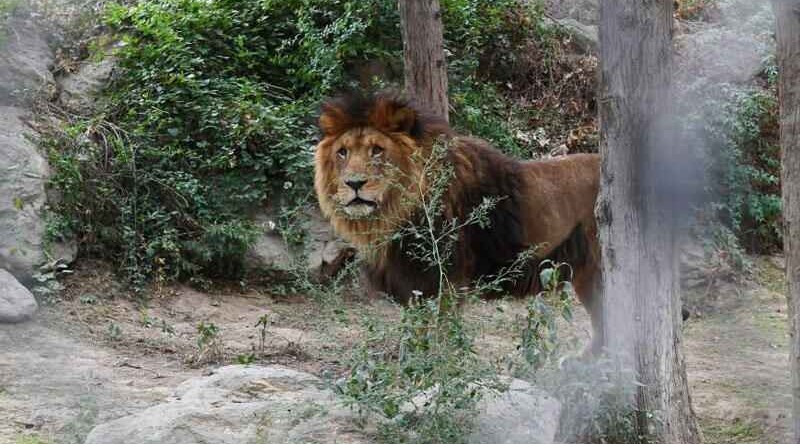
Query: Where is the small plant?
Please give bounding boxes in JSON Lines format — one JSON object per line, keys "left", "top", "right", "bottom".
{"left": 236, "top": 353, "right": 257, "bottom": 365}
{"left": 107, "top": 322, "right": 122, "bottom": 341}
{"left": 194, "top": 321, "right": 223, "bottom": 365}
{"left": 79, "top": 294, "right": 98, "bottom": 305}
{"left": 14, "top": 435, "right": 50, "bottom": 444}
{"left": 511, "top": 260, "right": 574, "bottom": 375}
{"left": 139, "top": 309, "right": 154, "bottom": 328}
{"left": 160, "top": 319, "right": 175, "bottom": 335}
{"left": 255, "top": 313, "right": 270, "bottom": 354}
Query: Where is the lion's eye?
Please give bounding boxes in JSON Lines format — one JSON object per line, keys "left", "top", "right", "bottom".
{"left": 371, "top": 146, "right": 384, "bottom": 157}
{"left": 337, "top": 148, "right": 348, "bottom": 159}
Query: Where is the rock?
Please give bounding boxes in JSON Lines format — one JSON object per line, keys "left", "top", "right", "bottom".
{"left": 675, "top": 0, "right": 774, "bottom": 87}
{"left": 543, "top": 17, "right": 598, "bottom": 53}
{"left": 246, "top": 213, "right": 293, "bottom": 272}
{"left": 49, "top": 237, "right": 78, "bottom": 265}
{"left": 246, "top": 208, "right": 355, "bottom": 279}
{"left": 469, "top": 379, "right": 562, "bottom": 444}
{"left": 0, "top": 12, "right": 55, "bottom": 106}
{"left": 305, "top": 210, "right": 356, "bottom": 279}
{"left": 0, "top": 106, "right": 49, "bottom": 284}
{"left": 84, "top": 366, "right": 562, "bottom": 444}
{"left": 0, "top": 268, "right": 38, "bottom": 323}
{"left": 83, "top": 365, "right": 371, "bottom": 444}
{"left": 59, "top": 56, "right": 115, "bottom": 111}
{"left": 545, "top": 0, "right": 598, "bottom": 26}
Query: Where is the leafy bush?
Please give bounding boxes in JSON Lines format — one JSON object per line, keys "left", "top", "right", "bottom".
{"left": 699, "top": 85, "right": 781, "bottom": 253}
{"left": 46, "top": 0, "right": 400, "bottom": 284}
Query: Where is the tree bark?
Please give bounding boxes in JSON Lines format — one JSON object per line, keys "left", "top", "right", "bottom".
{"left": 597, "top": 1, "right": 700, "bottom": 442}
{"left": 772, "top": 1, "right": 800, "bottom": 441}
{"left": 398, "top": 0, "right": 449, "bottom": 122}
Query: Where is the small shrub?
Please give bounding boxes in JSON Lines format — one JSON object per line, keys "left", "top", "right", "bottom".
{"left": 193, "top": 320, "right": 222, "bottom": 364}
{"left": 698, "top": 85, "right": 781, "bottom": 254}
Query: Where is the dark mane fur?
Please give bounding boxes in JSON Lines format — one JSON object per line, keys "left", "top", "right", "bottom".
{"left": 319, "top": 91, "right": 450, "bottom": 140}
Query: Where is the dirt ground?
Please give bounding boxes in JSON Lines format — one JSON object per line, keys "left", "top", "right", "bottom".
{"left": 0, "top": 256, "right": 791, "bottom": 444}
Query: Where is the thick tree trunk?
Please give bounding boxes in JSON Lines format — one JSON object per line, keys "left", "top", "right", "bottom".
{"left": 597, "top": 1, "right": 700, "bottom": 442}
{"left": 772, "top": 1, "right": 800, "bottom": 441}
{"left": 398, "top": 0, "right": 449, "bottom": 122}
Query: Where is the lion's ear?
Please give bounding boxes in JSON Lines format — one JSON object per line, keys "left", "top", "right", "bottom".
{"left": 368, "top": 97, "right": 418, "bottom": 135}
{"left": 319, "top": 102, "right": 353, "bottom": 137}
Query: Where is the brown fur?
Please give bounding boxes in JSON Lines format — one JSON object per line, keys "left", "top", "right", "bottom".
{"left": 314, "top": 92, "right": 602, "bottom": 349}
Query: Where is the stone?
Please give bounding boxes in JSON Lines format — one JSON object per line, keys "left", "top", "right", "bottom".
{"left": 0, "top": 106, "right": 49, "bottom": 284}
{"left": 84, "top": 366, "right": 562, "bottom": 444}
{"left": 246, "top": 212, "right": 293, "bottom": 272}
{"left": 0, "top": 12, "right": 55, "bottom": 106}
{"left": 246, "top": 208, "right": 355, "bottom": 279}
{"left": 0, "top": 268, "right": 38, "bottom": 323}
{"left": 544, "top": 0, "right": 599, "bottom": 26}
{"left": 544, "top": 17, "right": 598, "bottom": 53}
{"left": 59, "top": 56, "right": 115, "bottom": 111}
{"left": 83, "top": 365, "right": 371, "bottom": 444}
{"left": 305, "top": 210, "right": 356, "bottom": 279}
{"left": 468, "top": 379, "right": 562, "bottom": 444}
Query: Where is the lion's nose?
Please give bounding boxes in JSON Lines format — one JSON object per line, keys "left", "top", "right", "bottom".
{"left": 345, "top": 179, "right": 367, "bottom": 191}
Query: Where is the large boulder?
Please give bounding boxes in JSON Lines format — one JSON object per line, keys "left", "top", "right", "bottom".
{"left": 468, "top": 379, "right": 562, "bottom": 444}
{"left": 542, "top": 16, "right": 598, "bottom": 54}
{"left": 83, "top": 365, "right": 371, "bottom": 444}
{"left": 0, "top": 7, "right": 73, "bottom": 284}
{"left": 59, "top": 55, "right": 115, "bottom": 111}
{"left": 246, "top": 209, "right": 355, "bottom": 279}
{"left": 0, "top": 12, "right": 55, "bottom": 106}
{"left": 674, "top": 0, "right": 774, "bottom": 87}
{"left": 0, "top": 268, "right": 38, "bottom": 322}
{"left": 84, "top": 366, "right": 562, "bottom": 444}
{"left": 0, "top": 106, "right": 50, "bottom": 284}
{"left": 545, "top": 0, "right": 598, "bottom": 25}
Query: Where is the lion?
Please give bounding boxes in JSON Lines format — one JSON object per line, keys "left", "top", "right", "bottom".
{"left": 314, "top": 92, "right": 603, "bottom": 350}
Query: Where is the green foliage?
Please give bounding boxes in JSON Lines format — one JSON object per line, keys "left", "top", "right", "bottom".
{"left": 236, "top": 353, "right": 257, "bottom": 365}
{"left": 450, "top": 79, "right": 533, "bottom": 158}
{"left": 700, "top": 85, "right": 781, "bottom": 253}
{"left": 196, "top": 320, "right": 220, "bottom": 349}
{"left": 46, "top": 0, "right": 399, "bottom": 284}
{"left": 513, "top": 260, "right": 574, "bottom": 373}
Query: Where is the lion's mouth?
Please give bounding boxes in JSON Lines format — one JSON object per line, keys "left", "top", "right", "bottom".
{"left": 347, "top": 197, "right": 377, "bottom": 208}
{"left": 343, "top": 197, "right": 378, "bottom": 217}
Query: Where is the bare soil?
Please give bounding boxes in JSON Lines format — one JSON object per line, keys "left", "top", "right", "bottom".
{"left": 0, "top": 257, "right": 791, "bottom": 444}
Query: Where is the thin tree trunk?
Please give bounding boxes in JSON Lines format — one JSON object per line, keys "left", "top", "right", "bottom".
{"left": 773, "top": 1, "right": 800, "bottom": 441}
{"left": 597, "top": 0, "right": 700, "bottom": 442}
{"left": 398, "top": 0, "right": 449, "bottom": 122}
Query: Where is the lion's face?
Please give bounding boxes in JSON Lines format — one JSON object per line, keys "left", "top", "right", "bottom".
{"left": 314, "top": 93, "right": 447, "bottom": 246}
{"left": 323, "top": 127, "right": 409, "bottom": 219}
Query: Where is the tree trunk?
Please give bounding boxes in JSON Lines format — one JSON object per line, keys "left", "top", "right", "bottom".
{"left": 596, "top": 1, "right": 700, "bottom": 442}
{"left": 773, "top": 1, "right": 800, "bottom": 441}
{"left": 398, "top": 0, "right": 449, "bottom": 122}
